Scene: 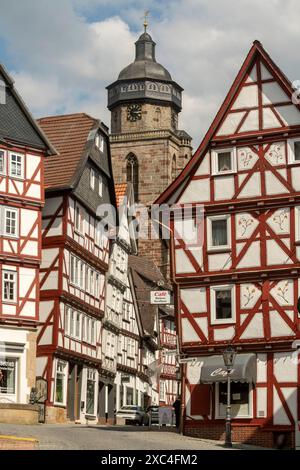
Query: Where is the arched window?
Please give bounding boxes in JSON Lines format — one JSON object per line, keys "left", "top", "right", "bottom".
{"left": 171, "top": 154, "right": 177, "bottom": 180}
{"left": 126, "top": 153, "right": 139, "bottom": 202}
{"left": 154, "top": 107, "right": 161, "bottom": 126}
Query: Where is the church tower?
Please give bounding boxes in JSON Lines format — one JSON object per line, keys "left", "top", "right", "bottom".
{"left": 107, "top": 21, "right": 192, "bottom": 273}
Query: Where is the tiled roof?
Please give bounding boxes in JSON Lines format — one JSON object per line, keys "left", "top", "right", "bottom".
{"left": 115, "top": 183, "right": 127, "bottom": 207}
{"left": 37, "top": 113, "right": 97, "bottom": 189}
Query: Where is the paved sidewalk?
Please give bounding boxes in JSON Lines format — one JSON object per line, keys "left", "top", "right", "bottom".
{"left": 0, "top": 435, "right": 38, "bottom": 450}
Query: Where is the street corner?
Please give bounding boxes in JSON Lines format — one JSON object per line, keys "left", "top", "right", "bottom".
{"left": 0, "top": 435, "right": 39, "bottom": 450}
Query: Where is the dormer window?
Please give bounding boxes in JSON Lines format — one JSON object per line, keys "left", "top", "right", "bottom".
{"left": 212, "top": 148, "right": 236, "bottom": 175}
{"left": 98, "top": 175, "right": 103, "bottom": 197}
{"left": 95, "top": 133, "right": 104, "bottom": 152}
{"left": 90, "top": 168, "right": 95, "bottom": 190}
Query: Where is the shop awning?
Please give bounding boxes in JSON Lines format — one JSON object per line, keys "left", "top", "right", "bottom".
{"left": 200, "top": 353, "right": 257, "bottom": 384}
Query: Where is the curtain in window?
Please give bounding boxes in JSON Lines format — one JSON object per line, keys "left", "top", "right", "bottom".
{"left": 218, "top": 152, "right": 232, "bottom": 171}
{"left": 212, "top": 219, "right": 227, "bottom": 246}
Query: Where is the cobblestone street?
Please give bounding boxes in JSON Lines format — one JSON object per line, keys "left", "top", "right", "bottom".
{"left": 0, "top": 424, "right": 238, "bottom": 450}
{"left": 0, "top": 424, "right": 270, "bottom": 450}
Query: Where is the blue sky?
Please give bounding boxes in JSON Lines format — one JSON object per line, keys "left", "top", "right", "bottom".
{"left": 1, "top": 0, "right": 300, "bottom": 148}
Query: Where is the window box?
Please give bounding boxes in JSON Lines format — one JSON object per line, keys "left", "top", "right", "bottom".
{"left": 207, "top": 215, "right": 231, "bottom": 251}
{"left": 212, "top": 148, "right": 236, "bottom": 175}
{"left": 210, "top": 285, "right": 235, "bottom": 325}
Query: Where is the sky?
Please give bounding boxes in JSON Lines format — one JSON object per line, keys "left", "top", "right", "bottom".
{"left": 1, "top": 0, "right": 300, "bottom": 148}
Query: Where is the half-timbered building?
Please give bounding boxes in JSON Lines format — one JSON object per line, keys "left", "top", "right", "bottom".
{"left": 158, "top": 307, "right": 179, "bottom": 406}
{"left": 0, "top": 64, "right": 55, "bottom": 423}
{"left": 37, "top": 113, "right": 116, "bottom": 424}
{"left": 129, "top": 255, "right": 173, "bottom": 408}
{"left": 99, "top": 183, "right": 137, "bottom": 423}
{"left": 156, "top": 41, "right": 300, "bottom": 448}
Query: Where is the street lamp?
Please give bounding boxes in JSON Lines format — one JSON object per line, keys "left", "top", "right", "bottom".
{"left": 222, "top": 346, "right": 236, "bottom": 448}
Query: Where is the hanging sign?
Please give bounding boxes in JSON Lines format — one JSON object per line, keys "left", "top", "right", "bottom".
{"left": 150, "top": 290, "right": 171, "bottom": 305}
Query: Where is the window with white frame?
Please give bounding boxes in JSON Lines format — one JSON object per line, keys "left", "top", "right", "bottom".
{"left": 95, "top": 133, "right": 104, "bottom": 152}
{"left": 210, "top": 285, "right": 235, "bottom": 324}
{"left": 86, "top": 369, "right": 97, "bottom": 415}
{"left": 91, "top": 320, "right": 96, "bottom": 345}
{"left": 207, "top": 215, "right": 231, "bottom": 250}
{"left": 2, "top": 270, "right": 17, "bottom": 302}
{"left": 75, "top": 203, "right": 84, "bottom": 234}
{"left": 55, "top": 361, "right": 67, "bottom": 405}
{"left": 90, "top": 270, "right": 94, "bottom": 296}
{"left": 85, "top": 266, "right": 90, "bottom": 293}
{"left": 295, "top": 207, "right": 300, "bottom": 241}
{"left": 98, "top": 175, "right": 103, "bottom": 197}
{"left": 82, "top": 316, "right": 86, "bottom": 342}
{"left": 80, "top": 261, "right": 85, "bottom": 290}
{"left": 9, "top": 152, "right": 24, "bottom": 179}
{"left": 216, "top": 382, "right": 252, "bottom": 418}
{"left": 159, "top": 380, "right": 166, "bottom": 401}
{"left": 87, "top": 317, "right": 91, "bottom": 343}
{"left": 75, "top": 312, "right": 81, "bottom": 339}
{"left": 0, "top": 149, "right": 5, "bottom": 175}
{"left": 65, "top": 307, "right": 70, "bottom": 335}
{"left": 288, "top": 138, "right": 300, "bottom": 163}
{"left": 95, "top": 273, "right": 100, "bottom": 298}
{"left": 95, "top": 221, "right": 103, "bottom": 248}
{"left": 212, "top": 148, "right": 236, "bottom": 175}
{"left": 70, "top": 310, "right": 75, "bottom": 337}
{"left": 1, "top": 207, "right": 18, "bottom": 237}
{"left": 70, "top": 255, "right": 80, "bottom": 286}
{"left": 90, "top": 168, "right": 95, "bottom": 190}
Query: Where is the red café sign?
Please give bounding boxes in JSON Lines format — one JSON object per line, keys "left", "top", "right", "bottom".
{"left": 150, "top": 290, "right": 171, "bottom": 305}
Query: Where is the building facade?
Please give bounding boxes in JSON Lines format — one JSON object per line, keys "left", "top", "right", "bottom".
{"left": 37, "top": 113, "right": 116, "bottom": 424}
{"left": 107, "top": 27, "right": 192, "bottom": 273}
{"left": 0, "top": 64, "right": 55, "bottom": 423}
{"left": 158, "top": 309, "right": 179, "bottom": 406}
{"left": 156, "top": 41, "right": 300, "bottom": 448}
{"left": 100, "top": 183, "right": 137, "bottom": 423}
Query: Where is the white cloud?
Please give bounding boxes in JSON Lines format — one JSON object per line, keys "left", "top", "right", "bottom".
{"left": 2, "top": 0, "right": 300, "bottom": 148}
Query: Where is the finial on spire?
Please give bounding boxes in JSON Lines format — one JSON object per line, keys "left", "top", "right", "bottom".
{"left": 143, "top": 10, "right": 150, "bottom": 32}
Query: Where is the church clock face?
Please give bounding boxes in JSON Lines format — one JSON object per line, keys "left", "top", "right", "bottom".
{"left": 127, "top": 104, "right": 142, "bottom": 122}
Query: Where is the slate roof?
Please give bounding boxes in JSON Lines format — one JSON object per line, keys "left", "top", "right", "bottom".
{"left": 0, "top": 63, "right": 56, "bottom": 154}
{"left": 129, "top": 255, "right": 170, "bottom": 336}
{"left": 37, "top": 113, "right": 97, "bottom": 189}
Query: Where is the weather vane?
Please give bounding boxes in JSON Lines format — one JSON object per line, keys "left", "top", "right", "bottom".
{"left": 143, "top": 10, "right": 150, "bottom": 33}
